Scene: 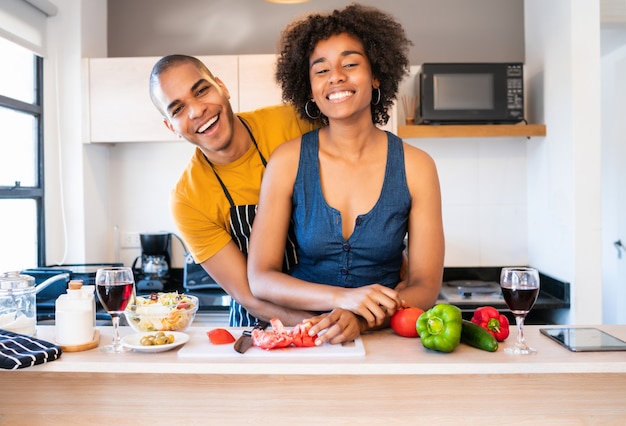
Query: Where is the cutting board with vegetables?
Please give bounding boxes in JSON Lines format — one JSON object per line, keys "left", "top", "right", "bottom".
{"left": 177, "top": 329, "right": 365, "bottom": 359}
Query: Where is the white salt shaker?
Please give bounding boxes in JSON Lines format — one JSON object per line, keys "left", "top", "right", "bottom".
{"left": 55, "top": 280, "right": 95, "bottom": 346}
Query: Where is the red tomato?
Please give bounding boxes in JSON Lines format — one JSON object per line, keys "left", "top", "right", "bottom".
{"left": 207, "top": 328, "right": 236, "bottom": 345}
{"left": 290, "top": 321, "right": 317, "bottom": 347}
{"left": 390, "top": 306, "right": 425, "bottom": 338}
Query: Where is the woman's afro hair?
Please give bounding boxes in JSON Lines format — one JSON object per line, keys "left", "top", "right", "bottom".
{"left": 275, "top": 3, "right": 412, "bottom": 126}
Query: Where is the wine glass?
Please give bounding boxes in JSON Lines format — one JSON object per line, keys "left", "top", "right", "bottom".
{"left": 500, "top": 267, "right": 540, "bottom": 355}
{"left": 95, "top": 267, "right": 136, "bottom": 353}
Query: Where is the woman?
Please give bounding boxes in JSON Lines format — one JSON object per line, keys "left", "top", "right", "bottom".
{"left": 248, "top": 4, "right": 444, "bottom": 344}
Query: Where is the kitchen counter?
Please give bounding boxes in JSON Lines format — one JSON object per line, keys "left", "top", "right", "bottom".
{"left": 2, "top": 325, "right": 625, "bottom": 424}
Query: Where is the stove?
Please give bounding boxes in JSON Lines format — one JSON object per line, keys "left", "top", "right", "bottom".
{"left": 439, "top": 280, "right": 504, "bottom": 305}
{"left": 23, "top": 263, "right": 123, "bottom": 323}
{"left": 437, "top": 267, "right": 570, "bottom": 324}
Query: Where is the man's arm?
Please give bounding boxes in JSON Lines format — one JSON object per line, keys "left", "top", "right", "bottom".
{"left": 200, "top": 241, "right": 313, "bottom": 326}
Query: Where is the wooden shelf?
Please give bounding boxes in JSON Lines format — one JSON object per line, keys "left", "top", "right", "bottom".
{"left": 398, "top": 124, "right": 546, "bottom": 139}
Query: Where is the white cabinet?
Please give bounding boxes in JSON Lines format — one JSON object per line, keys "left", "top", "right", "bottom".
{"left": 85, "top": 55, "right": 239, "bottom": 143}
{"left": 238, "top": 54, "right": 283, "bottom": 112}
{"left": 85, "top": 54, "right": 396, "bottom": 143}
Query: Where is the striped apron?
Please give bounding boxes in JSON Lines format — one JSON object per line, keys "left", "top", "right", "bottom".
{"left": 204, "top": 118, "right": 298, "bottom": 327}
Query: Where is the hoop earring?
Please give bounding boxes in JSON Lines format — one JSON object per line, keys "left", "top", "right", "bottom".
{"left": 372, "top": 87, "right": 381, "bottom": 106}
{"left": 305, "top": 99, "right": 321, "bottom": 120}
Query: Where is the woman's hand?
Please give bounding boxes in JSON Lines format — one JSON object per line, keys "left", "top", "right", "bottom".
{"left": 305, "top": 309, "right": 363, "bottom": 345}
{"left": 336, "top": 284, "right": 402, "bottom": 328}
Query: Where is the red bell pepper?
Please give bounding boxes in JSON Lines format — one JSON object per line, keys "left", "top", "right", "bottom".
{"left": 471, "top": 306, "right": 510, "bottom": 342}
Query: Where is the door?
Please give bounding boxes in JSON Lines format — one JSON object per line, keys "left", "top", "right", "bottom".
{"left": 601, "top": 42, "right": 626, "bottom": 324}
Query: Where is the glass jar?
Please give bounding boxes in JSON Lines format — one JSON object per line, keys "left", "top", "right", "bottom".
{"left": 0, "top": 272, "right": 37, "bottom": 336}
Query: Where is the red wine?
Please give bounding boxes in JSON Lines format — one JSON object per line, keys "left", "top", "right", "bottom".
{"left": 501, "top": 286, "right": 539, "bottom": 314}
{"left": 97, "top": 282, "right": 134, "bottom": 313}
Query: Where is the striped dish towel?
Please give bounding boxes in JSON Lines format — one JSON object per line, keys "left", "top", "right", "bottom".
{"left": 0, "top": 329, "right": 62, "bottom": 370}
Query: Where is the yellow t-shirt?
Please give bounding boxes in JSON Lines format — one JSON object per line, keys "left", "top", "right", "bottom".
{"left": 170, "top": 104, "right": 316, "bottom": 264}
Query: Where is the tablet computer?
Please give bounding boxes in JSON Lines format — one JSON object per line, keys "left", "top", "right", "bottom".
{"left": 540, "top": 327, "right": 626, "bottom": 352}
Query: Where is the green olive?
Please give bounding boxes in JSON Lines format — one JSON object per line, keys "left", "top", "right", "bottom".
{"left": 139, "top": 332, "right": 175, "bottom": 346}
{"left": 140, "top": 335, "right": 155, "bottom": 346}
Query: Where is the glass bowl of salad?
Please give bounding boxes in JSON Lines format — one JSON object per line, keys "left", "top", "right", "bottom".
{"left": 124, "top": 292, "right": 199, "bottom": 332}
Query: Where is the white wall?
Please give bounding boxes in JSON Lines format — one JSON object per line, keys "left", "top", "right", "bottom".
{"left": 45, "top": 0, "right": 87, "bottom": 265}
{"left": 44, "top": 0, "right": 108, "bottom": 266}
{"left": 525, "top": 0, "right": 603, "bottom": 324}
{"left": 107, "top": 141, "right": 195, "bottom": 267}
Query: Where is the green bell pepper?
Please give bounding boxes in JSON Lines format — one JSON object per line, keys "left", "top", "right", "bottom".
{"left": 416, "top": 304, "right": 463, "bottom": 353}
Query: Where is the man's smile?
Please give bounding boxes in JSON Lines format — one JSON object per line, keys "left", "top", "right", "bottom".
{"left": 197, "top": 114, "right": 219, "bottom": 133}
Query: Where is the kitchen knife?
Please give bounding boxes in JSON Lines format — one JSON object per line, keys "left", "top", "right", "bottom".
{"left": 233, "top": 320, "right": 269, "bottom": 354}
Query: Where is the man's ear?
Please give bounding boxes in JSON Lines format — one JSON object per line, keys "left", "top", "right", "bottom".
{"left": 214, "top": 76, "right": 231, "bottom": 100}
{"left": 163, "top": 118, "right": 178, "bottom": 136}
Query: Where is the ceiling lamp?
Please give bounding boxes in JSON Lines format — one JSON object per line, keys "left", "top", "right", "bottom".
{"left": 265, "top": 0, "right": 310, "bottom": 3}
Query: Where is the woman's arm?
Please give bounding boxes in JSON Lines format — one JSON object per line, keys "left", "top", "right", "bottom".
{"left": 397, "top": 143, "right": 445, "bottom": 310}
{"left": 248, "top": 139, "right": 339, "bottom": 311}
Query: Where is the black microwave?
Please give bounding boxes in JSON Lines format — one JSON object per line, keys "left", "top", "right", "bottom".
{"left": 417, "top": 63, "right": 525, "bottom": 124}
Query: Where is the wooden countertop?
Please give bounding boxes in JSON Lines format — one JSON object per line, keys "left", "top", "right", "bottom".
{"left": 15, "top": 324, "right": 626, "bottom": 376}
{"left": 3, "top": 325, "right": 626, "bottom": 425}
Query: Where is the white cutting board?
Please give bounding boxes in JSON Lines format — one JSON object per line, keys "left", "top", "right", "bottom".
{"left": 177, "top": 329, "right": 365, "bottom": 359}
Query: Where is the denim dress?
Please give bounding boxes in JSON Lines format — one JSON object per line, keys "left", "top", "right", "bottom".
{"left": 290, "top": 129, "right": 411, "bottom": 289}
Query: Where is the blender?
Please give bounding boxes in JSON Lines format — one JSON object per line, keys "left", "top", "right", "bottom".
{"left": 132, "top": 233, "right": 171, "bottom": 292}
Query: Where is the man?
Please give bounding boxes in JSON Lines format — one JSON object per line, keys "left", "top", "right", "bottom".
{"left": 149, "top": 54, "right": 317, "bottom": 326}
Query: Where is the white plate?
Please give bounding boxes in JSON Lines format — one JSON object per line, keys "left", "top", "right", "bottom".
{"left": 121, "top": 331, "right": 189, "bottom": 353}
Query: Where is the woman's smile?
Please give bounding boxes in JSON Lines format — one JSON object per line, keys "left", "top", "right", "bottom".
{"left": 327, "top": 90, "right": 354, "bottom": 102}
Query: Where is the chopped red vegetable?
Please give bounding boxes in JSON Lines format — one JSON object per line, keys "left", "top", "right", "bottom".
{"left": 252, "top": 318, "right": 318, "bottom": 350}
{"left": 207, "top": 328, "right": 236, "bottom": 345}
{"left": 251, "top": 318, "right": 292, "bottom": 350}
{"left": 290, "top": 321, "right": 317, "bottom": 347}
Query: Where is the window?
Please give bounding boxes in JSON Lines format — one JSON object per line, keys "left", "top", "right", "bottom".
{"left": 0, "top": 36, "right": 44, "bottom": 271}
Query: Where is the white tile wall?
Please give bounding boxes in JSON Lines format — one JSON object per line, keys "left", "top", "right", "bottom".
{"left": 408, "top": 137, "right": 529, "bottom": 267}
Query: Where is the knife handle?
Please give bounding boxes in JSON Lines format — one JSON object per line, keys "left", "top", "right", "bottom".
{"left": 243, "top": 320, "right": 270, "bottom": 337}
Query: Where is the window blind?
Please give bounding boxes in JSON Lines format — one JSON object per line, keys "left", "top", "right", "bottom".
{"left": 0, "top": 0, "right": 57, "bottom": 56}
